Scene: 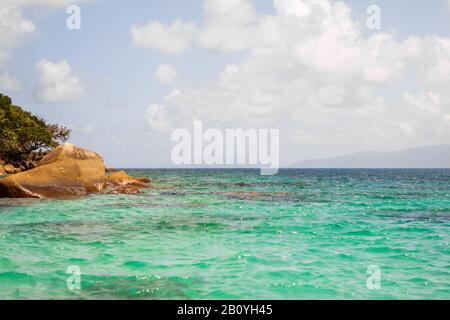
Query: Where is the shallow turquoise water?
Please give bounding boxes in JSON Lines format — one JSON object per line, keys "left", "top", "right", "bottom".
{"left": 0, "top": 169, "right": 449, "bottom": 300}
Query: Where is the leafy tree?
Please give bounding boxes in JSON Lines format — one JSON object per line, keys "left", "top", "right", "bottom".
{"left": 0, "top": 94, "right": 71, "bottom": 162}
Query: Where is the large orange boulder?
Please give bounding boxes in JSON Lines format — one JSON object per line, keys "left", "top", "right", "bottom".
{"left": 0, "top": 143, "right": 105, "bottom": 198}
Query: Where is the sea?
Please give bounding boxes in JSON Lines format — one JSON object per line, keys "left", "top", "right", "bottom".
{"left": 0, "top": 169, "right": 449, "bottom": 299}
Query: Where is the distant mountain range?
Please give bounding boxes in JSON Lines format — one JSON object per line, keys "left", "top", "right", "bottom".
{"left": 292, "top": 145, "right": 450, "bottom": 168}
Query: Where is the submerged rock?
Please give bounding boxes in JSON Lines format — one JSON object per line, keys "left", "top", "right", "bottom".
{"left": 108, "top": 186, "right": 142, "bottom": 195}
{"left": 222, "top": 191, "right": 294, "bottom": 201}
{"left": 0, "top": 143, "right": 105, "bottom": 198}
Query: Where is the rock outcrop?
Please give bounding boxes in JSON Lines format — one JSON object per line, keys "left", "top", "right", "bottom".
{"left": 0, "top": 143, "right": 151, "bottom": 198}
{"left": 0, "top": 143, "right": 105, "bottom": 198}
{"left": 104, "top": 170, "right": 151, "bottom": 195}
{"left": 106, "top": 171, "right": 151, "bottom": 187}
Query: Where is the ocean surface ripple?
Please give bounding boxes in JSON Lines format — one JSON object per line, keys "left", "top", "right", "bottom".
{"left": 0, "top": 169, "right": 449, "bottom": 299}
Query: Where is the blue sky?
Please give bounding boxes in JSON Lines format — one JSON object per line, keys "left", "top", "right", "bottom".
{"left": 1, "top": 0, "right": 450, "bottom": 167}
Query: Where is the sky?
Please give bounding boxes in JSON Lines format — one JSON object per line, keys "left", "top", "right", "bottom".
{"left": 0, "top": 0, "right": 449, "bottom": 167}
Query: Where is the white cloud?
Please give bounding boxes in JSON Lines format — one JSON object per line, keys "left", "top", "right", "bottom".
{"left": 0, "top": 5, "right": 36, "bottom": 47}
{"left": 404, "top": 92, "right": 441, "bottom": 114}
{"left": 0, "top": 0, "right": 90, "bottom": 58}
{"left": 0, "top": 4, "right": 36, "bottom": 72}
{"left": 153, "top": 64, "right": 178, "bottom": 85}
{"left": 0, "top": 73, "right": 21, "bottom": 92}
{"left": 0, "top": 0, "right": 92, "bottom": 93}
{"left": 131, "top": 20, "right": 196, "bottom": 54}
{"left": 144, "top": 104, "right": 173, "bottom": 133}
{"left": 274, "top": 0, "right": 312, "bottom": 17}
{"left": 36, "top": 59, "right": 84, "bottom": 102}
{"left": 197, "top": 0, "right": 259, "bottom": 52}
{"left": 143, "top": 0, "right": 450, "bottom": 161}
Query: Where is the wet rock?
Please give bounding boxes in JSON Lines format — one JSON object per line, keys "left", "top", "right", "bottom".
{"left": 2, "top": 164, "right": 19, "bottom": 174}
{"left": 109, "top": 186, "right": 141, "bottom": 195}
{"left": 106, "top": 171, "right": 151, "bottom": 188}
{"left": 86, "top": 183, "right": 107, "bottom": 193}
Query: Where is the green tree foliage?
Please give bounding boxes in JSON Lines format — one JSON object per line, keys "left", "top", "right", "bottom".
{"left": 0, "top": 94, "right": 71, "bottom": 162}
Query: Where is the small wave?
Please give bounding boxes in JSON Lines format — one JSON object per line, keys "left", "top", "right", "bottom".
{"left": 74, "top": 274, "right": 193, "bottom": 299}
{"left": 123, "top": 261, "right": 149, "bottom": 269}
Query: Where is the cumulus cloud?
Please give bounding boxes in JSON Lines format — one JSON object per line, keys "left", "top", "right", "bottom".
{"left": 142, "top": 0, "right": 450, "bottom": 159}
{"left": 0, "top": 0, "right": 92, "bottom": 93}
{"left": 144, "top": 104, "right": 173, "bottom": 133}
{"left": 0, "top": 4, "right": 36, "bottom": 48}
{"left": 197, "top": 0, "right": 259, "bottom": 52}
{"left": 0, "top": 4, "right": 36, "bottom": 91}
{"left": 153, "top": 64, "right": 178, "bottom": 85}
{"left": 131, "top": 20, "right": 196, "bottom": 54}
{"left": 36, "top": 59, "right": 84, "bottom": 102}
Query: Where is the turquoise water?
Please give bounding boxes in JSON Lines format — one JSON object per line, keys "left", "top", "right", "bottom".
{"left": 0, "top": 169, "right": 449, "bottom": 300}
